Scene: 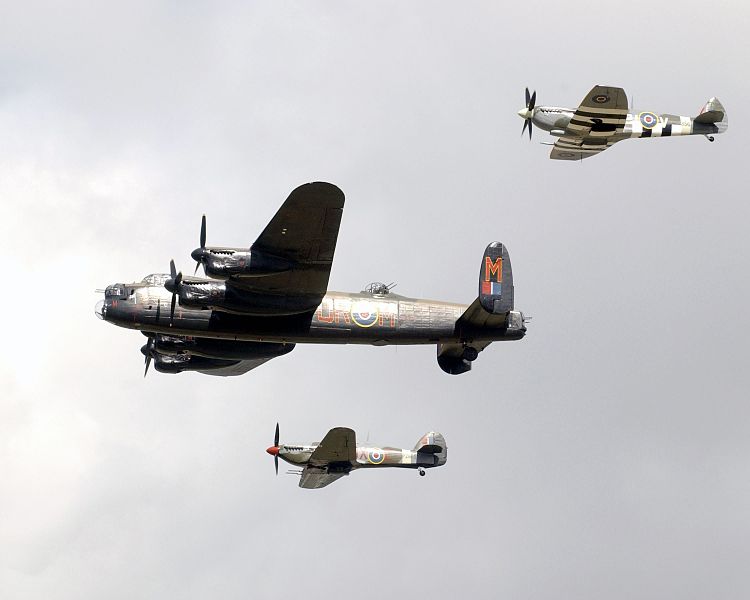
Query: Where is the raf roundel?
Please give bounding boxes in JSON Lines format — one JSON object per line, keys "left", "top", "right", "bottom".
{"left": 592, "top": 94, "right": 609, "bottom": 104}
{"left": 639, "top": 112, "right": 658, "bottom": 129}
{"left": 351, "top": 300, "right": 379, "bottom": 328}
{"left": 367, "top": 448, "right": 385, "bottom": 464}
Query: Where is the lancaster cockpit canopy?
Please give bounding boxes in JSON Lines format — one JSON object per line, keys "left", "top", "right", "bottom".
{"left": 141, "top": 273, "right": 170, "bottom": 286}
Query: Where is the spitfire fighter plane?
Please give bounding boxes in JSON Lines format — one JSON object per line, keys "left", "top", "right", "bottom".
{"left": 266, "top": 424, "right": 447, "bottom": 489}
{"left": 517, "top": 85, "right": 728, "bottom": 161}
{"left": 95, "top": 182, "right": 527, "bottom": 376}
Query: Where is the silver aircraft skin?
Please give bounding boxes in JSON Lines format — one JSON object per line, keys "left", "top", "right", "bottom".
{"left": 267, "top": 424, "right": 447, "bottom": 489}
{"left": 517, "top": 85, "right": 728, "bottom": 160}
{"left": 96, "top": 182, "right": 527, "bottom": 376}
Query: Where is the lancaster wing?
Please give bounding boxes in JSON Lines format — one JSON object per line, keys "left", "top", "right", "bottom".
{"left": 551, "top": 85, "right": 629, "bottom": 161}
{"left": 231, "top": 182, "right": 345, "bottom": 302}
{"left": 196, "top": 356, "right": 277, "bottom": 377}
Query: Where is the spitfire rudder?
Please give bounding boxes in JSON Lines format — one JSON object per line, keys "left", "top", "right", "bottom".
{"left": 693, "top": 97, "right": 728, "bottom": 132}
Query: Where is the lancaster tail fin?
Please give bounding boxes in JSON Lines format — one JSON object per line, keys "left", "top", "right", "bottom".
{"left": 478, "top": 242, "right": 513, "bottom": 314}
{"left": 436, "top": 242, "right": 525, "bottom": 375}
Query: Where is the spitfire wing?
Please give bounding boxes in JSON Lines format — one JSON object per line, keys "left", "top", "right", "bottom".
{"left": 308, "top": 427, "right": 357, "bottom": 466}
{"left": 551, "top": 85, "right": 629, "bottom": 161}
{"left": 231, "top": 182, "right": 345, "bottom": 301}
{"left": 298, "top": 467, "right": 347, "bottom": 489}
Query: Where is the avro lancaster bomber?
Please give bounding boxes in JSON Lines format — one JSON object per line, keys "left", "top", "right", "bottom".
{"left": 95, "top": 182, "right": 527, "bottom": 376}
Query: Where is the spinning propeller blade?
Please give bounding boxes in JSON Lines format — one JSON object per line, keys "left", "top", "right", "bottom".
{"left": 521, "top": 87, "right": 537, "bottom": 140}
{"left": 273, "top": 423, "right": 280, "bottom": 475}
{"left": 143, "top": 338, "right": 155, "bottom": 377}
{"left": 194, "top": 215, "right": 207, "bottom": 274}
{"left": 167, "top": 260, "right": 183, "bottom": 325}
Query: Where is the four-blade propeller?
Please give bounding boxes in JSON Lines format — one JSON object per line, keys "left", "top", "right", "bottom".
{"left": 142, "top": 337, "right": 156, "bottom": 377}
{"left": 192, "top": 215, "right": 207, "bottom": 274}
{"left": 519, "top": 87, "right": 537, "bottom": 140}
{"left": 165, "top": 259, "right": 183, "bottom": 325}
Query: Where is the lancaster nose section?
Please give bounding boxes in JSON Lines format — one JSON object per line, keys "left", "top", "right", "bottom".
{"left": 94, "top": 299, "right": 106, "bottom": 320}
{"left": 266, "top": 446, "right": 279, "bottom": 456}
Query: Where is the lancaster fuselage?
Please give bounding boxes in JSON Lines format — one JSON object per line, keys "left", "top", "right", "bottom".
{"left": 96, "top": 276, "right": 526, "bottom": 345}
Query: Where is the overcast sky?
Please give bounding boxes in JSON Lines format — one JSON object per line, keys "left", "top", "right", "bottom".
{"left": 2, "top": 1, "right": 749, "bottom": 598}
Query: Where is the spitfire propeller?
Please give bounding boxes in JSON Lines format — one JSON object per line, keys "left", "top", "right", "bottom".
{"left": 266, "top": 422, "right": 280, "bottom": 475}
{"left": 164, "top": 259, "right": 183, "bottom": 325}
{"left": 518, "top": 87, "right": 537, "bottom": 140}
{"left": 191, "top": 215, "right": 207, "bottom": 275}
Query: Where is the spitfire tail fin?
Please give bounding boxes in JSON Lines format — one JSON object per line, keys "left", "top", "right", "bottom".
{"left": 413, "top": 432, "right": 447, "bottom": 467}
{"left": 478, "top": 242, "right": 513, "bottom": 314}
{"left": 694, "top": 97, "right": 728, "bottom": 132}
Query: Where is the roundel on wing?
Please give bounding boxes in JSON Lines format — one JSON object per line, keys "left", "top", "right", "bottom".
{"left": 351, "top": 300, "right": 379, "bottom": 328}
{"left": 639, "top": 112, "right": 658, "bottom": 129}
{"left": 368, "top": 448, "right": 385, "bottom": 464}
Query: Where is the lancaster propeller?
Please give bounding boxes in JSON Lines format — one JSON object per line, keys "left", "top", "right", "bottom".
{"left": 141, "top": 337, "right": 156, "bottom": 377}
{"left": 518, "top": 87, "right": 537, "bottom": 140}
{"left": 191, "top": 215, "right": 207, "bottom": 275}
{"left": 266, "top": 422, "right": 280, "bottom": 475}
{"left": 164, "top": 259, "right": 183, "bottom": 325}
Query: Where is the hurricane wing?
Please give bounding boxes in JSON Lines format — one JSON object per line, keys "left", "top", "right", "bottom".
{"left": 298, "top": 468, "right": 347, "bottom": 489}
{"left": 308, "top": 427, "right": 357, "bottom": 466}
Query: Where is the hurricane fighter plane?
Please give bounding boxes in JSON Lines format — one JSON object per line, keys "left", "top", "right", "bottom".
{"left": 267, "top": 424, "right": 447, "bottom": 489}
{"left": 95, "top": 182, "right": 527, "bottom": 376}
{"left": 517, "top": 85, "right": 728, "bottom": 161}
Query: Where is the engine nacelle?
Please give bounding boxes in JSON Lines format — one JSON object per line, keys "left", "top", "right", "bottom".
{"left": 153, "top": 335, "right": 295, "bottom": 360}
{"left": 198, "top": 249, "right": 293, "bottom": 280}
{"left": 150, "top": 352, "right": 240, "bottom": 374}
{"left": 176, "top": 279, "right": 319, "bottom": 315}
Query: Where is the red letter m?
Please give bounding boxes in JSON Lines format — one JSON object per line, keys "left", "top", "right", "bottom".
{"left": 484, "top": 256, "right": 503, "bottom": 282}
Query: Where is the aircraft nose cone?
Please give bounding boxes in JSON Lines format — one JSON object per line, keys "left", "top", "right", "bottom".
{"left": 190, "top": 248, "right": 202, "bottom": 262}
{"left": 517, "top": 108, "right": 530, "bottom": 119}
{"left": 94, "top": 299, "right": 106, "bottom": 320}
{"left": 164, "top": 279, "right": 175, "bottom": 293}
{"left": 266, "top": 446, "right": 279, "bottom": 456}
